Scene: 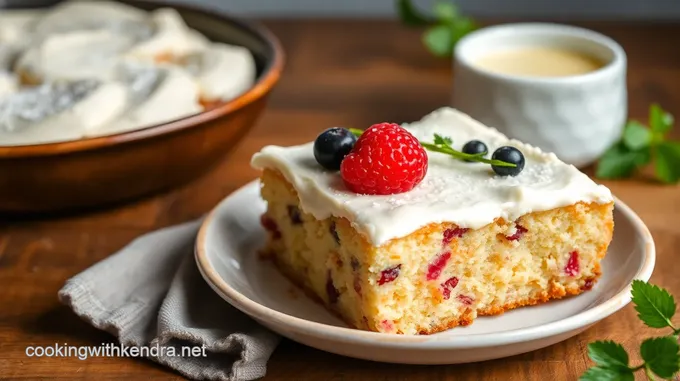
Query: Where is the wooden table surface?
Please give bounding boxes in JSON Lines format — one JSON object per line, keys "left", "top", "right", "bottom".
{"left": 2, "top": 19, "right": 680, "bottom": 381}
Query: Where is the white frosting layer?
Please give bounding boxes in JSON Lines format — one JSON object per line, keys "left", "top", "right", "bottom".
{"left": 251, "top": 107, "right": 613, "bottom": 246}
{"left": 0, "top": 1, "right": 256, "bottom": 146}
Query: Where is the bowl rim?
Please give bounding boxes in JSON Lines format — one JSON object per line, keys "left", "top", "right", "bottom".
{"left": 454, "top": 22, "right": 627, "bottom": 86}
{"left": 0, "top": 0, "right": 285, "bottom": 159}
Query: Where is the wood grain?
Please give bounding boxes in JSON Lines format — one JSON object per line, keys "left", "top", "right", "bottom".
{"left": 2, "top": 19, "right": 680, "bottom": 380}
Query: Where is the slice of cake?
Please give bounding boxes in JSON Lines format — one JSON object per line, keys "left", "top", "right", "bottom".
{"left": 250, "top": 107, "right": 614, "bottom": 335}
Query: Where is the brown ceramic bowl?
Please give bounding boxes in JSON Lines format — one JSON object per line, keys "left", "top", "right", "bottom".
{"left": 0, "top": 0, "right": 284, "bottom": 214}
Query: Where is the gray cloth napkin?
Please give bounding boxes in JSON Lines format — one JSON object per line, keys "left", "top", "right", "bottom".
{"left": 58, "top": 220, "right": 281, "bottom": 381}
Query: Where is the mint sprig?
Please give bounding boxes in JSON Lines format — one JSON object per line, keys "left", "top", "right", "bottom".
{"left": 348, "top": 129, "right": 516, "bottom": 167}
{"left": 581, "top": 281, "right": 680, "bottom": 380}
{"left": 396, "top": 0, "right": 476, "bottom": 57}
{"left": 596, "top": 104, "right": 680, "bottom": 184}
{"left": 631, "top": 280, "right": 678, "bottom": 331}
{"left": 422, "top": 133, "right": 515, "bottom": 167}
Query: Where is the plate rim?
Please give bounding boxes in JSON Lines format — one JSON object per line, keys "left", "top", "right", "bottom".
{"left": 196, "top": 180, "right": 655, "bottom": 349}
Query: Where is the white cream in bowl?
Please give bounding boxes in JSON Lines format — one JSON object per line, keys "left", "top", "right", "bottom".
{"left": 452, "top": 23, "right": 627, "bottom": 167}
{"left": 0, "top": 0, "right": 256, "bottom": 147}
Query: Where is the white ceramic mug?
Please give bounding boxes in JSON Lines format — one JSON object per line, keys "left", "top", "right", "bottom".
{"left": 452, "top": 23, "right": 627, "bottom": 168}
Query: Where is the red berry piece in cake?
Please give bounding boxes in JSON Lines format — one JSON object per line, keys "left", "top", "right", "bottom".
{"left": 457, "top": 295, "right": 474, "bottom": 305}
{"left": 340, "top": 123, "right": 428, "bottom": 195}
{"left": 582, "top": 278, "right": 595, "bottom": 290}
{"left": 330, "top": 251, "right": 343, "bottom": 269}
{"left": 505, "top": 224, "right": 528, "bottom": 241}
{"left": 287, "top": 205, "right": 302, "bottom": 224}
{"left": 426, "top": 251, "right": 451, "bottom": 280}
{"left": 326, "top": 271, "right": 340, "bottom": 303}
{"left": 441, "top": 276, "right": 459, "bottom": 300}
{"left": 443, "top": 227, "right": 469, "bottom": 245}
{"left": 564, "top": 250, "right": 580, "bottom": 276}
{"left": 350, "top": 256, "right": 360, "bottom": 271}
{"left": 377, "top": 264, "right": 402, "bottom": 285}
{"left": 354, "top": 276, "right": 362, "bottom": 296}
{"left": 380, "top": 319, "right": 395, "bottom": 333}
{"left": 329, "top": 221, "right": 340, "bottom": 244}
{"left": 260, "top": 214, "right": 281, "bottom": 239}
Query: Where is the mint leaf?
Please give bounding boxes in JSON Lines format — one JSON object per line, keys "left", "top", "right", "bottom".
{"left": 433, "top": 1, "right": 458, "bottom": 22}
{"left": 595, "top": 143, "right": 648, "bottom": 179}
{"left": 650, "top": 103, "right": 674, "bottom": 135}
{"left": 396, "top": 0, "right": 432, "bottom": 26}
{"left": 640, "top": 336, "right": 680, "bottom": 379}
{"left": 631, "top": 280, "right": 676, "bottom": 329}
{"left": 449, "top": 17, "right": 476, "bottom": 44}
{"left": 622, "top": 121, "right": 651, "bottom": 150}
{"left": 433, "top": 133, "right": 453, "bottom": 146}
{"left": 580, "top": 366, "right": 634, "bottom": 381}
{"left": 348, "top": 128, "right": 364, "bottom": 138}
{"left": 654, "top": 141, "right": 680, "bottom": 183}
{"left": 423, "top": 25, "right": 453, "bottom": 57}
{"left": 587, "top": 341, "right": 631, "bottom": 371}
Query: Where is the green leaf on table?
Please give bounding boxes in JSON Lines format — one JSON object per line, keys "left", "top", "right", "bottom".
{"left": 640, "top": 336, "right": 680, "bottom": 379}
{"left": 422, "top": 24, "right": 453, "bottom": 57}
{"left": 595, "top": 142, "right": 648, "bottom": 179}
{"left": 622, "top": 120, "right": 651, "bottom": 150}
{"left": 433, "top": 1, "right": 459, "bottom": 22}
{"left": 587, "top": 341, "right": 631, "bottom": 371}
{"left": 396, "top": 0, "right": 432, "bottom": 26}
{"left": 654, "top": 141, "right": 680, "bottom": 183}
{"left": 579, "top": 366, "right": 634, "bottom": 381}
{"left": 631, "top": 279, "right": 676, "bottom": 329}
{"left": 433, "top": 133, "right": 453, "bottom": 146}
{"left": 649, "top": 103, "right": 674, "bottom": 135}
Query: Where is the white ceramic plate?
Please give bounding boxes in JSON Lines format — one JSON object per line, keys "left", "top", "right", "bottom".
{"left": 195, "top": 180, "right": 655, "bottom": 364}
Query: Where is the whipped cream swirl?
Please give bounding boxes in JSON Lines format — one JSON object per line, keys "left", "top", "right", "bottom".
{"left": 0, "top": 1, "right": 256, "bottom": 146}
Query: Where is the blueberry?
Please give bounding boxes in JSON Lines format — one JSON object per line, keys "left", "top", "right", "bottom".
{"left": 462, "top": 140, "right": 488, "bottom": 161}
{"left": 313, "top": 127, "right": 357, "bottom": 170}
{"left": 491, "top": 146, "right": 525, "bottom": 176}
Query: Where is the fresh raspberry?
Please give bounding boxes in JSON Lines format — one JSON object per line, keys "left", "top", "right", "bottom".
{"left": 340, "top": 123, "right": 428, "bottom": 195}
